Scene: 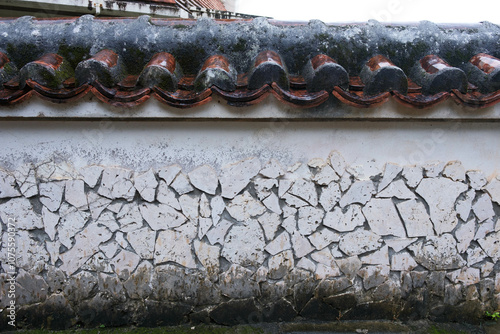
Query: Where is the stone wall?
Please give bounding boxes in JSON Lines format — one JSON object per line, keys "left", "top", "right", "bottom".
{"left": 1, "top": 152, "right": 500, "bottom": 329}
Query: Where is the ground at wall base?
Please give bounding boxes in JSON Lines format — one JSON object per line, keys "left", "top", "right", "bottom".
{"left": 4, "top": 320, "right": 500, "bottom": 334}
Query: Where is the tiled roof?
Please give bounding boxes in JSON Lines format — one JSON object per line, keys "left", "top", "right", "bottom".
{"left": 190, "top": 0, "right": 227, "bottom": 11}
{"left": 147, "top": 0, "right": 177, "bottom": 4}
{"left": 169, "top": 0, "right": 227, "bottom": 12}
{"left": 2, "top": 16, "right": 500, "bottom": 109}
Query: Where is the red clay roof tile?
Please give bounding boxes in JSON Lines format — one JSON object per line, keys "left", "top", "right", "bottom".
{"left": 193, "top": 0, "right": 226, "bottom": 11}
{"left": 148, "top": 0, "right": 177, "bottom": 4}
{"left": 1, "top": 17, "right": 500, "bottom": 110}
{"left": 141, "top": 0, "right": 226, "bottom": 10}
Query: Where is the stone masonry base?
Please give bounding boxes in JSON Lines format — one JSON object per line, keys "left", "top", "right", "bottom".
{"left": 0, "top": 151, "right": 499, "bottom": 330}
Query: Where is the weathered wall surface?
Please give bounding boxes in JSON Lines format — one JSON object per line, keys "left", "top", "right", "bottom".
{"left": 1, "top": 129, "right": 499, "bottom": 329}
{"left": 1, "top": 118, "right": 500, "bottom": 174}
{"left": 2, "top": 16, "right": 500, "bottom": 330}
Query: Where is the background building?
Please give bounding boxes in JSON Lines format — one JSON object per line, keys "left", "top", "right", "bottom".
{"left": 0, "top": 0, "right": 252, "bottom": 19}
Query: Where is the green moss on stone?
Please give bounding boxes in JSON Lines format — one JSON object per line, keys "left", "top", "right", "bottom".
{"left": 125, "top": 47, "right": 147, "bottom": 75}
{"left": 428, "top": 325, "right": 468, "bottom": 334}
{"left": 175, "top": 46, "right": 207, "bottom": 75}
{"left": 2, "top": 61, "right": 18, "bottom": 78}
{"left": 315, "top": 32, "right": 330, "bottom": 42}
{"left": 232, "top": 38, "right": 247, "bottom": 52}
{"left": 6, "top": 42, "right": 39, "bottom": 67}
{"left": 58, "top": 43, "right": 90, "bottom": 68}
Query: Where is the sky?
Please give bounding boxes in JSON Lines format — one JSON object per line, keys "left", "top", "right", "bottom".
{"left": 236, "top": 0, "right": 500, "bottom": 25}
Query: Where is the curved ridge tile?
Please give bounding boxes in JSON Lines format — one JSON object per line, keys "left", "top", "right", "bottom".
{"left": 332, "top": 86, "right": 390, "bottom": 108}
{"left": 2, "top": 18, "right": 500, "bottom": 111}
{"left": 248, "top": 50, "right": 289, "bottom": 90}
{"left": 225, "top": 92, "right": 269, "bottom": 107}
{"left": 465, "top": 53, "right": 500, "bottom": 93}
{"left": 92, "top": 80, "right": 117, "bottom": 99}
{"left": 0, "top": 52, "right": 18, "bottom": 87}
{"left": 138, "top": 52, "right": 182, "bottom": 92}
{"left": 411, "top": 55, "right": 468, "bottom": 95}
{"left": 92, "top": 80, "right": 150, "bottom": 102}
{"left": 90, "top": 78, "right": 150, "bottom": 107}
{"left": 348, "top": 76, "right": 364, "bottom": 91}
{"left": 2, "top": 76, "right": 21, "bottom": 90}
{"left": 90, "top": 86, "right": 151, "bottom": 108}
{"left": 117, "top": 75, "right": 140, "bottom": 91}
{"left": 451, "top": 89, "right": 500, "bottom": 108}
{"left": 153, "top": 86, "right": 212, "bottom": 108}
{"left": 153, "top": 91, "right": 212, "bottom": 109}
{"left": 0, "top": 88, "right": 33, "bottom": 106}
{"left": 392, "top": 91, "right": 450, "bottom": 109}
{"left": 19, "top": 53, "right": 74, "bottom": 90}
{"left": 302, "top": 54, "right": 349, "bottom": 93}
{"left": 271, "top": 83, "right": 329, "bottom": 108}
{"left": 211, "top": 85, "right": 270, "bottom": 103}
{"left": 75, "top": 49, "right": 125, "bottom": 88}
{"left": 26, "top": 79, "right": 91, "bottom": 103}
{"left": 194, "top": 55, "right": 237, "bottom": 92}
{"left": 360, "top": 55, "right": 408, "bottom": 96}
{"left": 289, "top": 75, "right": 307, "bottom": 90}
{"left": 113, "top": 88, "right": 151, "bottom": 103}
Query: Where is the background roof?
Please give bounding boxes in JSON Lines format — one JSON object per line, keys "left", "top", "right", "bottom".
{"left": 0, "top": 0, "right": 230, "bottom": 19}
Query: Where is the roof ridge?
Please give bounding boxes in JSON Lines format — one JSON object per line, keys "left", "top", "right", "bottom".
{"left": 1, "top": 17, "right": 500, "bottom": 109}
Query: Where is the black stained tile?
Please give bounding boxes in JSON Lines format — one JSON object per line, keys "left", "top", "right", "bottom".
{"left": 1, "top": 17, "right": 500, "bottom": 109}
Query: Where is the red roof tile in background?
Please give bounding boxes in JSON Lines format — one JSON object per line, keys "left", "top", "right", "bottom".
{"left": 178, "top": 0, "right": 227, "bottom": 11}
{"left": 137, "top": 0, "right": 226, "bottom": 11}
{"left": 193, "top": 0, "right": 227, "bottom": 11}
{"left": 148, "top": 0, "right": 177, "bottom": 5}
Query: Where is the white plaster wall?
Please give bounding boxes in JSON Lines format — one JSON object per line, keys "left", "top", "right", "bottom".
{"left": 1, "top": 99, "right": 500, "bottom": 328}
{"left": 4, "top": 95, "right": 500, "bottom": 120}
{"left": 0, "top": 117, "right": 498, "bottom": 178}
